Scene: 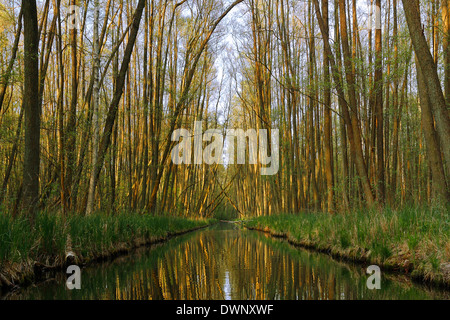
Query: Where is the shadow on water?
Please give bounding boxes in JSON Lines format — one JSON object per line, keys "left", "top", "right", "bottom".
{"left": 4, "top": 222, "right": 449, "bottom": 300}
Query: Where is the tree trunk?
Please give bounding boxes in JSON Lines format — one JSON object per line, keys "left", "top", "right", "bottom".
{"left": 375, "top": 0, "right": 385, "bottom": 203}
{"left": 0, "top": 8, "right": 22, "bottom": 113}
{"left": 22, "top": 0, "right": 41, "bottom": 222}
{"left": 416, "top": 56, "right": 449, "bottom": 202}
{"left": 86, "top": 0, "right": 101, "bottom": 215}
{"left": 402, "top": 0, "right": 450, "bottom": 179}
{"left": 322, "top": 0, "right": 334, "bottom": 213}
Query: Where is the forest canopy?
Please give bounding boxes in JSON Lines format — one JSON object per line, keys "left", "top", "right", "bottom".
{"left": 0, "top": 0, "right": 448, "bottom": 220}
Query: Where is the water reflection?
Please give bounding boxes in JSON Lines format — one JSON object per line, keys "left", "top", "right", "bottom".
{"left": 4, "top": 223, "right": 448, "bottom": 300}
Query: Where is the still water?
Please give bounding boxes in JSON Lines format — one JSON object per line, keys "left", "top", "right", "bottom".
{"left": 4, "top": 223, "right": 448, "bottom": 300}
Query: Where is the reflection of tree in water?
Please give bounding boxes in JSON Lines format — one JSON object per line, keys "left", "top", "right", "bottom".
{"left": 7, "top": 225, "right": 447, "bottom": 300}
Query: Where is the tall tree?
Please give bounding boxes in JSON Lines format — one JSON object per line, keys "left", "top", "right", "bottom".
{"left": 66, "top": 0, "right": 79, "bottom": 210}
{"left": 402, "top": 0, "right": 450, "bottom": 178}
{"left": 443, "top": 0, "right": 450, "bottom": 103}
{"left": 22, "top": 0, "right": 40, "bottom": 221}
{"left": 416, "top": 56, "right": 449, "bottom": 201}
{"left": 86, "top": 0, "right": 101, "bottom": 215}
{"left": 322, "top": 0, "right": 334, "bottom": 213}
{"left": 374, "top": 0, "right": 385, "bottom": 202}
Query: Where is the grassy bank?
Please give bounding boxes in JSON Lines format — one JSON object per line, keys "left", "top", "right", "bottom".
{"left": 243, "top": 207, "right": 450, "bottom": 288}
{"left": 0, "top": 211, "right": 212, "bottom": 292}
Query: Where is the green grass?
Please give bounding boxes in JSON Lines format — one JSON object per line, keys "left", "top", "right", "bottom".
{"left": 0, "top": 211, "right": 211, "bottom": 265}
{"left": 244, "top": 206, "right": 449, "bottom": 284}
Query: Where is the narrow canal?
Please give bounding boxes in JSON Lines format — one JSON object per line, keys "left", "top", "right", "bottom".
{"left": 4, "top": 223, "right": 448, "bottom": 300}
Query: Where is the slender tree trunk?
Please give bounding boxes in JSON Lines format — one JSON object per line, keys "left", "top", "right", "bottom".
{"left": 86, "top": 0, "right": 101, "bottom": 215}
{"left": 66, "top": 0, "right": 79, "bottom": 210}
{"left": 0, "top": 108, "right": 24, "bottom": 205}
{"left": 390, "top": 0, "right": 399, "bottom": 199}
{"left": 322, "top": 0, "right": 334, "bottom": 213}
{"left": 443, "top": 0, "right": 450, "bottom": 103}
{"left": 416, "top": 56, "right": 449, "bottom": 202}
{"left": 56, "top": 0, "right": 66, "bottom": 215}
{"left": 0, "top": 8, "right": 22, "bottom": 114}
{"left": 22, "top": 0, "right": 41, "bottom": 221}
{"left": 375, "top": 0, "right": 385, "bottom": 203}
